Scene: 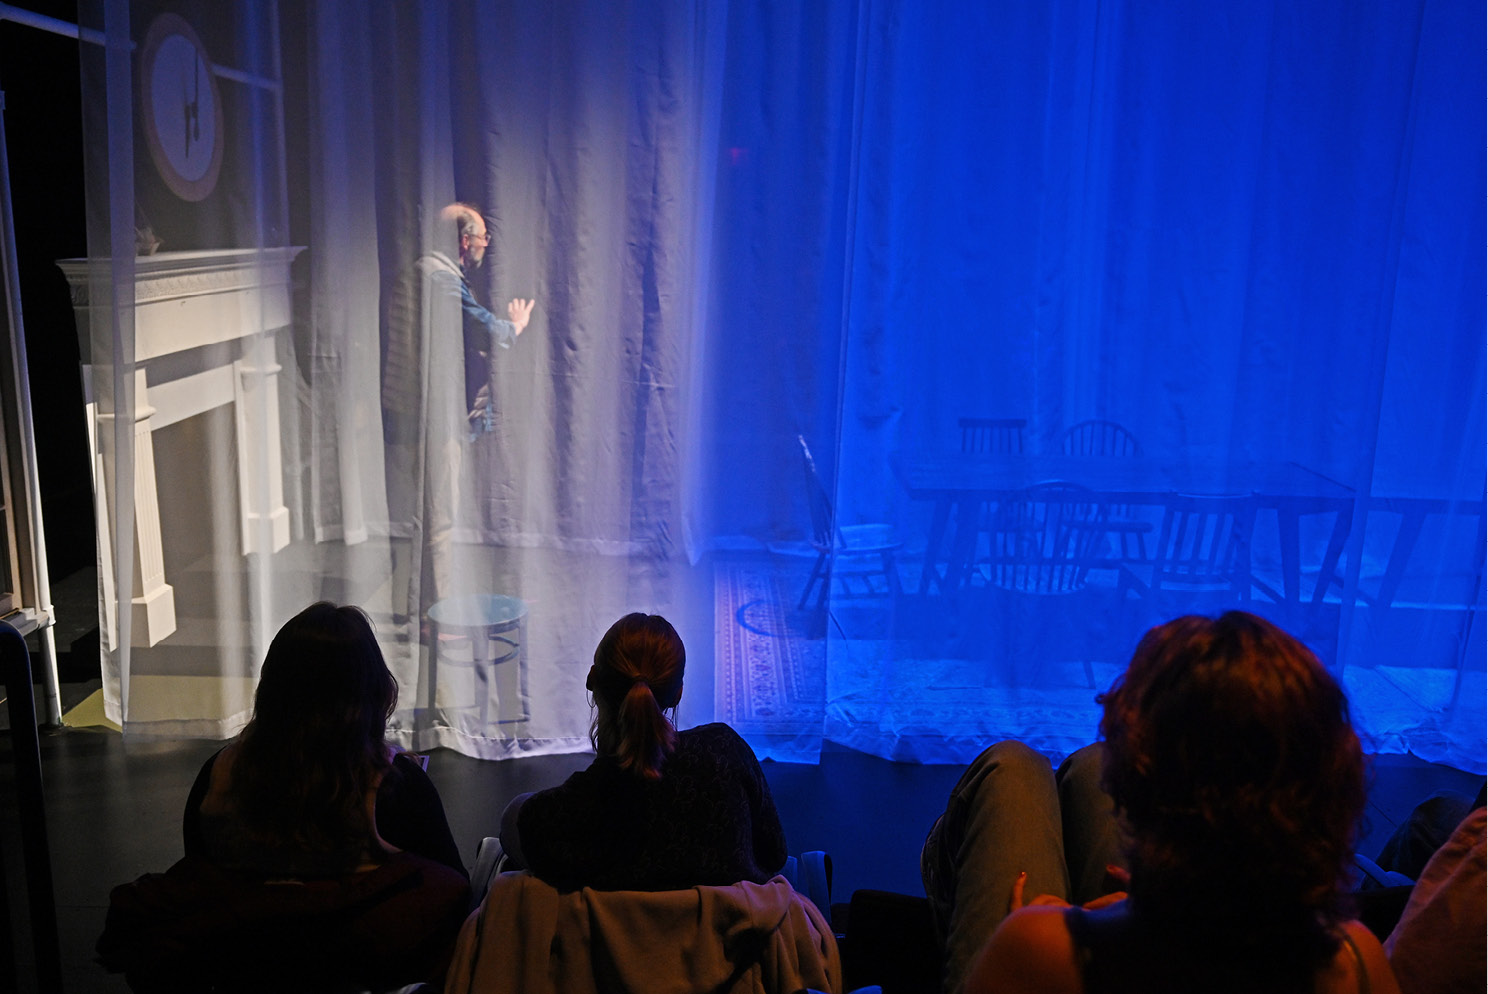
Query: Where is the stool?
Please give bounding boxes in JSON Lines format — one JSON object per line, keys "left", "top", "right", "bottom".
{"left": 427, "top": 594, "right": 529, "bottom": 729}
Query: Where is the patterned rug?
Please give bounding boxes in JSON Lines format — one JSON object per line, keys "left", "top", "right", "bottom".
{"left": 717, "top": 558, "right": 1487, "bottom": 770}
{"left": 713, "top": 559, "right": 1111, "bottom": 764}
{"left": 714, "top": 560, "right": 827, "bottom": 762}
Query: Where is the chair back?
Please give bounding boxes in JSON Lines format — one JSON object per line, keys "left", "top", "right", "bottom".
{"left": 798, "top": 435, "right": 836, "bottom": 549}
{"left": 1150, "top": 494, "right": 1256, "bottom": 595}
{"left": 958, "top": 417, "right": 1027, "bottom": 454}
{"left": 988, "top": 482, "right": 1107, "bottom": 594}
{"left": 1060, "top": 419, "right": 1140, "bottom": 457}
{"left": 447, "top": 871, "right": 842, "bottom": 994}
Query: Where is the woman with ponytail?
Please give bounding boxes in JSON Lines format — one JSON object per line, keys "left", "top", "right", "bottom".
{"left": 500, "top": 612, "right": 787, "bottom": 892}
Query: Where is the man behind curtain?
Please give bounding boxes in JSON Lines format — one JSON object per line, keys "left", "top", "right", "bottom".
{"left": 384, "top": 203, "right": 535, "bottom": 631}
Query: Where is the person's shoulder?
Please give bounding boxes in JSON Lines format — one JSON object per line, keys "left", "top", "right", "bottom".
{"left": 1327, "top": 920, "right": 1401, "bottom": 994}
{"left": 527, "top": 758, "right": 613, "bottom": 809}
{"left": 202, "top": 741, "right": 238, "bottom": 787}
{"left": 680, "top": 723, "right": 760, "bottom": 760}
{"left": 417, "top": 250, "right": 458, "bottom": 272}
{"left": 683, "top": 722, "right": 750, "bottom": 748}
{"left": 964, "top": 906, "right": 1083, "bottom": 994}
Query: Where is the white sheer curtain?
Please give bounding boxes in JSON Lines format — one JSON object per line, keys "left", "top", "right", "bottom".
{"left": 77, "top": 0, "right": 716, "bottom": 758}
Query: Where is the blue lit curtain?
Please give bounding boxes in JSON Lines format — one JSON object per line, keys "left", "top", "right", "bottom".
{"left": 709, "top": 0, "right": 1485, "bottom": 771}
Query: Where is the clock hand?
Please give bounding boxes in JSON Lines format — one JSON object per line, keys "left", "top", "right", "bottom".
{"left": 192, "top": 55, "right": 200, "bottom": 142}
{"left": 182, "top": 70, "right": 190, "bottom": 158}
{"left": 182, "top": 64, "right": 199, "bottom": 157}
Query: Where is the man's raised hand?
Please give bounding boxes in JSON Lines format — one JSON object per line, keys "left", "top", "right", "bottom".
{"left": 507, "top": 298, "right": 536, "bottom": 335}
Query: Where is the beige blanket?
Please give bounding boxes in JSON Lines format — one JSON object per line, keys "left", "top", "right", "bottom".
{"left": 444, "top": 871, "right": 842, "bottom": 994}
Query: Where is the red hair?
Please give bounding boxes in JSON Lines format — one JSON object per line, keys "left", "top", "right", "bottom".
{"left": 1099, "top": 612, "right": 1365, "bottom": 978}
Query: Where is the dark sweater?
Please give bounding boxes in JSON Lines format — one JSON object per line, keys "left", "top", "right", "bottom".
{"left": 518, "top": 722, "right": 788, "bottom": 892}
{"left": 183, "top": 748, "right": 467, "bottom": 879}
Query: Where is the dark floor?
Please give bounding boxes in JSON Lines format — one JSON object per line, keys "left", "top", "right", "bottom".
{"left": 0, "top": 718, "right": 1482, "bottom": 993}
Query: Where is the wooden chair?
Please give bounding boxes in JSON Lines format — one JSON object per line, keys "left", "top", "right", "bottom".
{"left": 1059, "top": 419, "right": 1151, "bottom": 562}
{"left": 982, "top": 482, "right": 1108, "bottom": 593}
{"left": 942, "top": 418, "right": 1030, "bottom": 590}
{"left": 1118, "top": 494, "right": 1260, "bottom": 611}
{"left": 1060, "top": 418, "right": 1139, "bottom": 458}
{"left": 958, "top": 416, "right": 1026, "bottom": 454}
{"left": 976, "top": 482, "right": 1109, "bottom": 687}
{"left": 797, "top": 435, "right": 902, "bottom": 610}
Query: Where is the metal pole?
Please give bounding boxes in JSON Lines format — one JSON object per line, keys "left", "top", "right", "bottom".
{"left": 0, "top": 92, "right": 61, "bottom": 724}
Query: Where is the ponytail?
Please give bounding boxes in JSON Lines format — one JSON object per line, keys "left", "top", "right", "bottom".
{"left": 614, "top": 680, "right": 678, "bottom": 779}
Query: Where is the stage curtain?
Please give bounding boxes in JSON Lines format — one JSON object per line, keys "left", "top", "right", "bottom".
{"left": 75, "top": 0, "right": 714, "bottom": 756}
{"left": 719, "top": 0, "right": 1483, "bottom": 768}
{"left": 70, "top": 0, "right": 1482, "bottom": 774}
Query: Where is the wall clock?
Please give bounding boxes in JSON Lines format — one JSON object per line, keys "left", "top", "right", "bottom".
{"left": 139, "top": 12, "right": 224, "bottom": 202}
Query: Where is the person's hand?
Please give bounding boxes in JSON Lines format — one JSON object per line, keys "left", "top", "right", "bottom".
{"left": 1009, "top": 870, "right": 1071, "bottom": 914}
{"left": 1100, "top": 864, "right": 1130, "bottom": 892}
{"left": 1008, "top": 866, "right": 1129, "bottom": 915}
{"left": 1081, "top": 864, "right": 1130, "bottom": 910}
{"left": 507, "top": 297, "right": 535, "bottom": 335}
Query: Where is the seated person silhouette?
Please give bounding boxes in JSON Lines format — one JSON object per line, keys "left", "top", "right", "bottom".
{"left": 922, "top": 611, "right": 1400, "bottom": 994}
{"left": 500, "top": 612, "right": 787, "bottom": 890}
{"left": 99, "top": 602, "right": 469, "bottom": 992}
{"left": 444, "top": 614, "right": 837, "bottom": 994}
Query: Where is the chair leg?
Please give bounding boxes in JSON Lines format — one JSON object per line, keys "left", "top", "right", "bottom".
{"left": 798, "top": 553, "right": 830, "bottom": 610}
{"left": 882, "top": 552, "right": 902, "bottom": 598}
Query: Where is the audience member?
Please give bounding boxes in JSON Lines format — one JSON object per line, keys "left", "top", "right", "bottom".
{"left": 499, "top": 612, "right": 788, "bottom": 891}
{"left": 1384, "top": 806, "right": 1485, "bottom": 994}
{"left": 923, "top": 611, "right": 1400, "bottom": 994}
{"left": 1375, "top": 784, "right": 1485, "bottom": 881}
{"left": 98, "top": 601, "right": 469, "bottom": 992}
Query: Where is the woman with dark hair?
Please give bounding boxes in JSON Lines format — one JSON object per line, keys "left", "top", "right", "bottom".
{"left": 923, "top": 611, "right": 1400, "bottom": 994}
{"left": 184, "top": 601, "right": 465, "bottom": 876}
{"left": 499, "top": 612, "right": 787, "bottom": 892}
{"left": 101, "top": 602, "right": 469, "bottom": 991}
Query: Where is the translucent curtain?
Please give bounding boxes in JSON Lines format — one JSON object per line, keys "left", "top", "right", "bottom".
{"left": 823, "top": 0, "right": 1485, "bottom": 768}
{"left": 77, "top": 0, "right": 292, "bottom": 735}
{"left": 70, "top": 0, "right": 1483, "bottom": 774}
{"left": 76, "top": 0, "right": 712, "bottom": 756}
{"left": 706, "top": 0, "right": 1484, "bottom": 772}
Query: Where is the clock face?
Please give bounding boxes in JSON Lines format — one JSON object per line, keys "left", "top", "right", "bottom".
{"left": 140, "top": 13, "right": 224, "bottom": 202}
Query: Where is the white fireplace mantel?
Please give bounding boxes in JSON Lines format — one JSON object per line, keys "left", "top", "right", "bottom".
{"left": 59, "top": 247, "right": 304, "bottom": 648}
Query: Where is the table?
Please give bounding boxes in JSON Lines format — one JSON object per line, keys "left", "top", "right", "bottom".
{"left": 891, "top": 452, "right": 1356, "bottom": 604}
{"left": 428, "top": 594, "right": 530, "bottom": 728}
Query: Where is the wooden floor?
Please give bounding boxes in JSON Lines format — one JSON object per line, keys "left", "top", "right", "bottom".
{"left": 0, "top": 719, "right": 1481, "bottom": 993}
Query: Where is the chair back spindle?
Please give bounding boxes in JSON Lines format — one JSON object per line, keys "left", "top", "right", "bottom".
{"left": 958, "top": 417, "right": 1027, "bottom": 455}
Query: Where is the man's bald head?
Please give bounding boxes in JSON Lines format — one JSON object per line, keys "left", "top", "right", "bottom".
{"left": 441, "top": 202, "right": 488, "bottom": 271}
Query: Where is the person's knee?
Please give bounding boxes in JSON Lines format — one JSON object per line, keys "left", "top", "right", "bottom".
{"left": 971, "top": 739, "right": 1045, "bottom": 777}
{"left": 1056, "top": 742, "right": 1103, "bottom": 793}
